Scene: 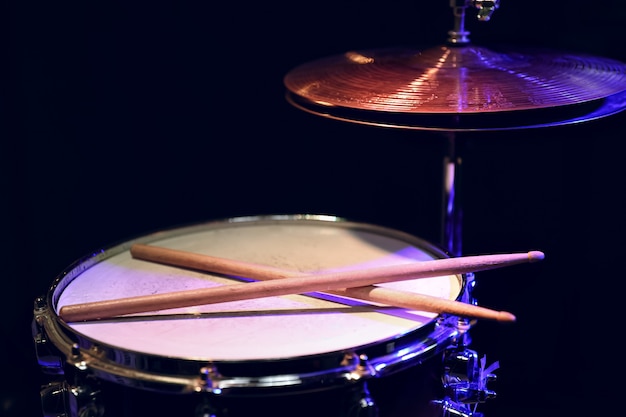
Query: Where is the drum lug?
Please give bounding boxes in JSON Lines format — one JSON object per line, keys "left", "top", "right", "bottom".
{"left": 68, "top": 382, "right": 104, "bottom": 417}
{"left": 39, "top": 380, "right": 104, "bottom": 417}
{"left": 40, "top": 381, "right": 71, "bottom": 417}
{"left": 347, "top": 382, "right": 379, "bottom": 417}
{"left": 32, "top": 296, "right": 64, "bottom": 375}
{"left": 46, "top": 344, "right": 105, "bottom": 417}
{"left": 432, "top": 340, "right": 498, "bottom": 417}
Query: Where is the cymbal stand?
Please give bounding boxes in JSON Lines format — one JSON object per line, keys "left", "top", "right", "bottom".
{"left": 436, "top": 3, "right": 500, "bottom": 417}
{"left": 440, "top": 131, "right": 463, "bottom": 258}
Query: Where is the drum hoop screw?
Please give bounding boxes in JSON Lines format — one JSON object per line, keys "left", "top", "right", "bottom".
{"left": 196, "top": 365, "right": 222, "bottom": 392}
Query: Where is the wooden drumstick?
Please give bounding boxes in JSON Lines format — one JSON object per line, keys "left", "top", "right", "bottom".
{"left": 59, "top": 246, "right": 543, "bottom": 322}
{"left": 129, "top": 244, "right": 525, "bottom": 322}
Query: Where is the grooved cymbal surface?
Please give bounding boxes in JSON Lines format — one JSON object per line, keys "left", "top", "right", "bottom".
{"left": 284, "top": 45, "right": 626, "bottom": 130}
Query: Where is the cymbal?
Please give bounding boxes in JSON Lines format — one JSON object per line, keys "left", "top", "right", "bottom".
{"left": 284, "top": 45, "right": 626, "bottom": 131}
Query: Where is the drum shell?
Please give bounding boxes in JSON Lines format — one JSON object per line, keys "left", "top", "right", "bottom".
{"left": 37, "top": 362, "right": 446, "bottom": 417}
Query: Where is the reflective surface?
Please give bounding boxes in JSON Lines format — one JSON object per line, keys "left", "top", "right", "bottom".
{"left": 284, "top": 45, "right": 626, "bottom": 130}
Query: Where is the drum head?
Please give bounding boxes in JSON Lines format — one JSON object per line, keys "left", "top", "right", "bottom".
{"left": 47, "top": 215, "right": 464, "bottom": 392}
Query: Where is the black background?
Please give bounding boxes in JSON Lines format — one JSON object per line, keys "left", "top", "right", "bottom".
{"left": 4, "top": 1, "right": 625, "bottom": 416}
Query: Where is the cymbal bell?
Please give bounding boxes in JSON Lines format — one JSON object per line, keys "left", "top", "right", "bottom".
{"left": 284, "top": 44, "right": 626, "bottom": 131}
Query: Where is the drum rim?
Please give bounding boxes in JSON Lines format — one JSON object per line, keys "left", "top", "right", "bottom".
{"left": 39, "top": 214, "right": 466, "bottom": 393}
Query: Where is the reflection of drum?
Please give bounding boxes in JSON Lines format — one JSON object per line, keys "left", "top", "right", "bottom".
{"left": 32, "top": 215, "right": 487, "bottom": 417}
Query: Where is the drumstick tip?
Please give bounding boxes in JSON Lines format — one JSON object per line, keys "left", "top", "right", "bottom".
{"left": 528, "top": 251, "right": 544, "bottom": 262}
{"left": 498, "top": 311, "right": 517, "bottom": 322}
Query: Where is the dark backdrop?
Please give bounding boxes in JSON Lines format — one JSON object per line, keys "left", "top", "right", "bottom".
{"left": 4, "top": 1, "right": 625, "bottom": 416}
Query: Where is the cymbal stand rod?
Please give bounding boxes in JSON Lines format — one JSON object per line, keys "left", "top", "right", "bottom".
{"left": 448, "top": 1, "right": 471, "bottom": 44}
{"left": 441, "top": 132, "right": 463, "bottom": 257}
{"left": 447, "top": 1, "right": 500, "bottom": 44}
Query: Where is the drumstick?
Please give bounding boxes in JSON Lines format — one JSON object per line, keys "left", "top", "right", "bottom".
{"left": 59, "top": 246, "right": 543, "bottom": 322}
{"left": 129, "top": 244, "right": 523, "bottom": 321}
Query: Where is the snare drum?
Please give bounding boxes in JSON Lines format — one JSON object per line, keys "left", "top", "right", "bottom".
{"left": 33, "top": 215, "right": 481, "bottom": 417}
